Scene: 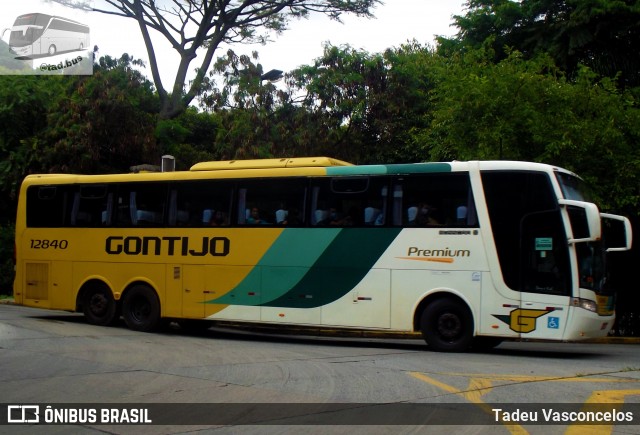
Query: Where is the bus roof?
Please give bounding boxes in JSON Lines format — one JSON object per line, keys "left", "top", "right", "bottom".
{"left": 190, "top": 157, "right": 353, "bottom": 171}
{"left": 21, "top": 158, "right": 572, "bottom": 185}
{"left": 14, "top": 13, "right": 88, "bottom": 27}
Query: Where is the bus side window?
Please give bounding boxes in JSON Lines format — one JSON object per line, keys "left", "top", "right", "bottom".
{"left": 26, "top": 185, "right": 70, "bottom": 227}
{"left": 112, "top": 183, "right": 168, "bottom": 227}
{"left": 130, "top": 191, "right": 163, "bottom": 226}
{"left": 171, "top": 180, "right": 232, "bottom": 227}
{"left": 71, "top": 185, "right": 110, "bottom": 227}
{"left": 237, "top": 178, "right": 307, "bottom": 227}
{"left": 393, "top": 173, "right": 477, "bottom": 228}
{"left": 310, "top": 177, "right": 389, "bottom": 227}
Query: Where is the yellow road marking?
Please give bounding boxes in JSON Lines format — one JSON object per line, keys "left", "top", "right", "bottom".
{"left": 410, "top": 372, "right": 640, "bottom": 435}
{"left": 564, "top": 389, "right": 640, "bottom": 435}
{"left": 439, "top": 373, "right": 635, "bottom": 383}
{"left": 410, "top": 372, "right": 528, "bottom": 434}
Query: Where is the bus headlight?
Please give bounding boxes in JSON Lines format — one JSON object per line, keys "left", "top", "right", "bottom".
{"left": 571, "top": 297, "right": 597, "bottom": 313}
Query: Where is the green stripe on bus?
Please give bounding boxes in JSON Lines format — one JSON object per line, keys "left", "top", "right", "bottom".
{"left": 205, "top": 228, "right": 341, "bottom": 305}
{"left": 326, "top": 163, "right": 451, "bottom": 176}
{"left": 262, "top": 228, "right": 402, "bottom": 308}
{"left": 384, "top": 163, "right": 452, "bottom": 174}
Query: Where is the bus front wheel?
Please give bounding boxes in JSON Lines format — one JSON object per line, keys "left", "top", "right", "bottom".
{"left": 83, "top": 285, "right": 117, "bottom": 326}
{"left": 122, "top": 285, "right": 160, "bottom": 332}
{"left": 420, "top": 298, "right": 473, "bottom": 352}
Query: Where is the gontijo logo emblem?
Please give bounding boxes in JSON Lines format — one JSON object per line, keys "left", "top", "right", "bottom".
{"left": 494, "top": 308, "right": 554, "bottom": 333}
{"left": 397, "top": 246, "right": 471, "bottom": 263}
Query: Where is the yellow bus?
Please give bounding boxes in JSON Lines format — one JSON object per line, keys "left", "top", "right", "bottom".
{"left": 13, "top": 157, "right": 632, "bottom": 351}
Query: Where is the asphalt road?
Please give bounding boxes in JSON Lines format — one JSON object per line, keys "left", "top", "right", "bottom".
{"left": 1, "top": 304, "right": 639, "bottom": 435}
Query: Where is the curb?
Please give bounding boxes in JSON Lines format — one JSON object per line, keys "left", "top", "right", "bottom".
{"left": 1, "top": 299, "right": 638, "bottom": 344}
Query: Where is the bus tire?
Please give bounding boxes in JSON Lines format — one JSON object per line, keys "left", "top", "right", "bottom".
{"left": 122, "top": 284, "right": 160, "bottom": 332}
{"left": 48, "top": 45, "right": 56, "bottom": 56}
{"left": 420, "top": 298, "right": 473, "bottom": 352}
{"left": 82, "top": 284, "right": 117, "bottom": 326}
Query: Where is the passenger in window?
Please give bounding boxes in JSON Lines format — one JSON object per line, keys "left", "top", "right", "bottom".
{"left": 247, "top": 207, "right": 269, "bottom": 224}
{"left": 276, "top": 207, "right": 301, "bottom": 226}
{"left": 317, "top": 207, "right": 340, "bottom": 226}
{"left": 324, "top": 206, "right": 360, "bottom": 226}
{"left": 414, "top": 202, "right": 440, "bottom": 226}
{"left": 209, "top": 210, "right": 226, "bottom": 226}
{"left": 322, "top": 207, "right": 352, "bottom": 226}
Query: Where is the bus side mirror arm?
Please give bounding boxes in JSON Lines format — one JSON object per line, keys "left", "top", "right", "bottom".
{"left": 601, "top": 213, "right": 633, "bottom": 252}
{"left": 558, "top": 199, "right": 601, "bottom": 244}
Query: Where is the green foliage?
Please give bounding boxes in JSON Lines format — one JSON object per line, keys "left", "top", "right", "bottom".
{"left": 283, "top": 42, "right": 440, "bottom": 163}
{"left": 44, "top": 54, "right": 159, "bottom": 173}
{"left": 199, "top": 49, "right": 330, "bottom": 160}
{"left": 82, "top": 0, "right": 379, "bottom": 120}
{"left": 439, "top": 0, "right": 640, "bottom": 87}
{"left": 156, "top": 107, "right": 222, "bottom": 169}
{"left": 422, "top": 47, "right": 640, "bottom": 214}
{"left": 0, "top": 75, "right": 66, "bottom": 220}
{"left": 194, "top": 41, "right": 640, "bottom": 219}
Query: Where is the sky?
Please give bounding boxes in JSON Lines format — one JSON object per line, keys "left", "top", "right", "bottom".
{"left": 1, "top": 0, "right": 466, "bottom": 85}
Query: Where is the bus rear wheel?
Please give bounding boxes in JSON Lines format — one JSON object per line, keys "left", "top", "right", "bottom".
{"left": 420, "top": 298, "right": 473, "bottom": 352}
{"left": 83, "top": 285, "right": 117, "bottom": 326}
{"left": 122, "top": 285, "right": 160, "bottom": 332}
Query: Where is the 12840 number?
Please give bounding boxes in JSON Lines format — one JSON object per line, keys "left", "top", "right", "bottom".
{"left": 30, "top": 239, "right": 68, "bottom": 249}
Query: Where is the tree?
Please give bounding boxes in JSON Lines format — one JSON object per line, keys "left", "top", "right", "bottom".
{"left": 45, "top": 54, "right": 160, "bottom": 173}
{"left": 155, "top": 107, "right": 223, "bottom": 169}
{"left": 439, "top": 0, "right": 640, "bottom": 87}
{"left": 0, "top": 75, "right": 66, "bottom": 221}
{"left": 285, "top": 42, "right": 440, "bottom": 163}
{"left": 83, "top": 0, "right": 379, "bottom": 120}
{"left": 199, "top": 43, "right": 443, "bottom": 163}
{"left": 421, "top": 47, "right": 640, "bottom": 214}
{"left": 198, "top": 49, "right": 306, "bottom": 159}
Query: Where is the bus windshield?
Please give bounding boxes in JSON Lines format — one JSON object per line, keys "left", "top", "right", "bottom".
{"left": 555, "top": 171, "right": 594, "bottom": 202}
{"left": 9, "top": 14, "right": 48, "bottom": 48}
{"left": 576, "top": 241, "right": 608, "bottom": 294}
{"left": 556, "top": 171, "right": 622, "bottom": 297}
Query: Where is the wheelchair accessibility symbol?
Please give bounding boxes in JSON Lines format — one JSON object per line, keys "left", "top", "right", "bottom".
{"left": 547, "top": 317, "right": 560, "bottom": 329}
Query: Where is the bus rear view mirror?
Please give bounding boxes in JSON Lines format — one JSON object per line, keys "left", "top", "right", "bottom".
{"left": 558, "top": 199, "right": 601, "bottom": 243}
{"left": 601, "top": 213, "right": 633, "bottom": 252}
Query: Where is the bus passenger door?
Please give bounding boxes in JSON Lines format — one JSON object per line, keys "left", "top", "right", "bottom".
{"left": 517, "top": 210, "right": 571, "bottom": 340}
